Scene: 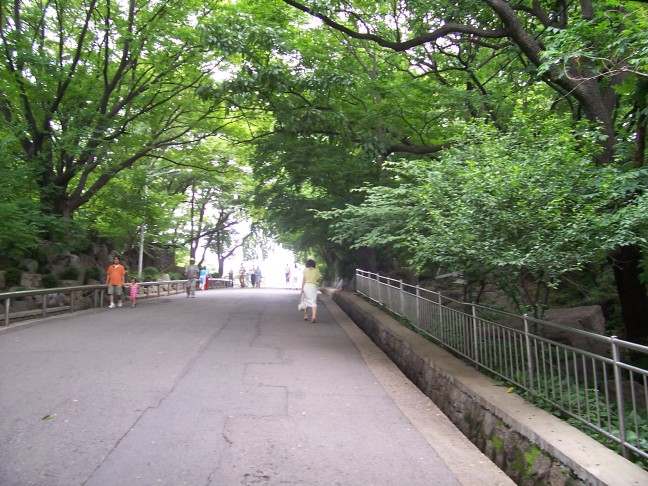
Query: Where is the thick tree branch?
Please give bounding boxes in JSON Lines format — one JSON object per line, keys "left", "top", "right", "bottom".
{"left": 385, "top": 142, "right": 452, "bottom": 156}
{"left": 280, "top": 0, "right": 509, "bottom": 51}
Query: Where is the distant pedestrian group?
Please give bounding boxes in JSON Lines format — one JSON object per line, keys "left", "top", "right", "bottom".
{"left": 105, "top": 255, "right": 139, "bottom": 309}
{"left": 237, "top": 264, "right": 263, "bottom": 288}
{"left": 104, "top": 254, "right": 215, "bottom": 309}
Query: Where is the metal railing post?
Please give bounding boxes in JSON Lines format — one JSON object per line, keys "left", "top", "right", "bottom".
{"left": 415, "top": 286, "right": 421, "bottom": 329}
{"left": 523, "top": 314, "right": 534, "bottom": 389}
{"left": 471, "top": 303, "right": 479, "bottom": 364}
{"left": 611, "top": 336, "right": 628, "bottom": 458}
{"left": 4, "top": 298, "right": 9, "bottom": 326}
{"left": 437, "top": 292, "right": 443, "bottom": 338}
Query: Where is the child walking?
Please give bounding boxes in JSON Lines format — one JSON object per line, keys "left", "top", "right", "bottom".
{"left": 129, "top": 277, "right": 139, "bottom": 308}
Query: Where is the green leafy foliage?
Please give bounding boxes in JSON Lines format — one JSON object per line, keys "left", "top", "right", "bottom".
{"left": 3, "top": 268, "right": 22, "bottom": 288}
{"left": 1, "top": 0, "right": 647, "bottom": 336}
{"left": 322, "top": 114, "right": 648, "bottom": 314}
{"left": 168, "top": 271, "right": 184, "bottom": 281}
{"left": 141, "top": 267, "right": 161, "bottom": 283}
{"left": 84, "top": 267, "right": 102, "bottom": 284}
{"left": 41, "top": 275, "right": 60, "bottom": 289}
{"left": 58, "top": 267, "right": 80, "bottom": 281}
{"left": 0, "top": 202, "right": 43, "bottom": 260}
{"left": 0, "top": 0, "right": 231, "bottom": 226}
{"left": 539, "top": 3, "right": 648, "bottom": 80}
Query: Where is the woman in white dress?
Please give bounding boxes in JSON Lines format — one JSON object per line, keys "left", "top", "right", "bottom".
{"left": 301, "top": 259, "right": 321, "bottom": 323}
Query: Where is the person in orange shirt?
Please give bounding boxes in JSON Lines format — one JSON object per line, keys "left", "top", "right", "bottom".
{"left": 105, "top": 255, "right": 126, "bottom": 308}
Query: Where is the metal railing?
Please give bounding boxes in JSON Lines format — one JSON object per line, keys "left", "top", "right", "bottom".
{"left": 355, "top": 269, "right": 648, "bottom": 462}
{"left": 1, "top": 280, "right": 189, "bottom": 327}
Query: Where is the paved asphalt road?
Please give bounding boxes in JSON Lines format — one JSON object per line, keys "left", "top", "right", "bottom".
{"left": 0, "top": 288, "right": 513, "bottom": 486}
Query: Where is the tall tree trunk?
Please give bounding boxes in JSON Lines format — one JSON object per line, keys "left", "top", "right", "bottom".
{"left": 611, "top": 81, "right": 648, "bottom": 342}
{"left": 218, "top": 257, "right": 226, "bottom": 278}
{"left": 609, "top": 245, "right": 648, "bottom": 342}
{"left": 355, "top": 246, "right": 378, "bottom": 273}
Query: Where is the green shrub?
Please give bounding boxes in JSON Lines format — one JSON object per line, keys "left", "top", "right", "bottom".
{"left": 168, "top": 271, "right": 183, "bottom": 280}
{"left": 71, "top": 237, "right": 93, "bottom": 254}
{"left": 42, "top": 274, "right": 60, "bottom": 288}
{"left": 59, "top": 267, "right": 79, "bottom": 280}
{"left": 85, "top": 266, "right": 102, "bottom": 283}
{"left": 4, "top": 267, "right": 22, "bottom": 287}
{"left": 142, "top": 266, "right": 160, "bottom": 282}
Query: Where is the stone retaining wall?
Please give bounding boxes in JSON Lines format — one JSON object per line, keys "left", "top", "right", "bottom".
{"left": 330, "top": 290, "right": 648, "bottom": 486}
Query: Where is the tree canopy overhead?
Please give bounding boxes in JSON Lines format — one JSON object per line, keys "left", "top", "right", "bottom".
{"left": 0, "top": 0, "right": 229, "bottom": 218}
{"left": 253, "top": 0, "right": 647, "bottom": 339}
{"left": 2, "top": 0, "right": 648, "bottom": 340}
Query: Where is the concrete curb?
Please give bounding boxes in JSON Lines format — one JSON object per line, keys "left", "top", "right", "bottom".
{"left": 328, "top": 289, "right": 648, "bottom": 486}
{"left": 320, "top": 292, "right": 515, "bottom": 486}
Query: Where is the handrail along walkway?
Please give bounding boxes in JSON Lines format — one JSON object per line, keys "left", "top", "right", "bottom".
{"left": 355, "top": 269, "right": 648, "bottom": 463}
{"left": 1, "top": 280, "right": 189, "bottom": 327}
